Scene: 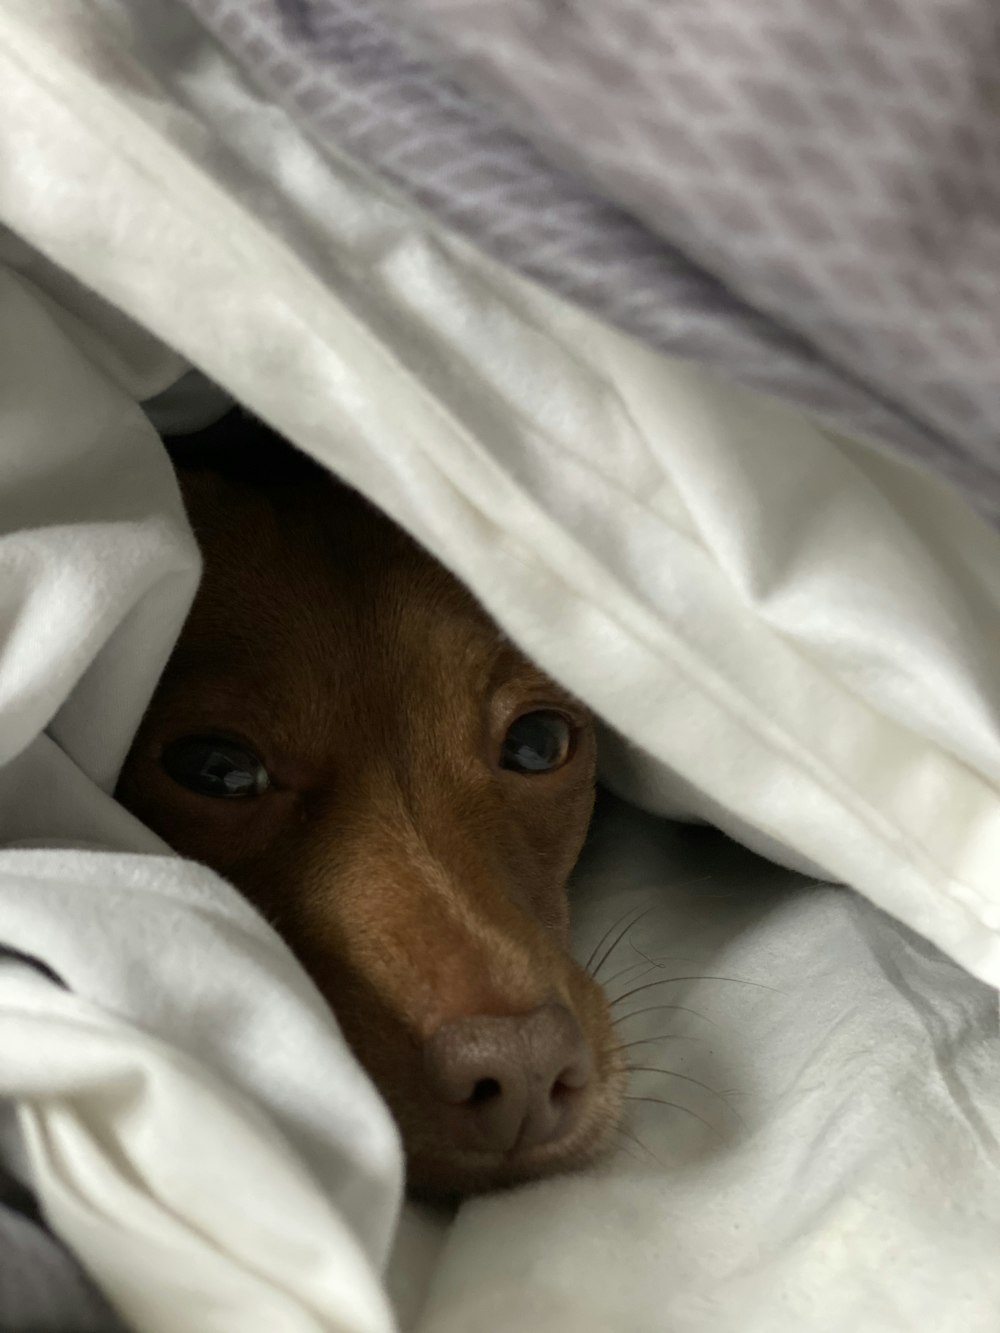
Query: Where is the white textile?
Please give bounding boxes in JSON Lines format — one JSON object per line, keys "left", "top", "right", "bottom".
{"left": 415, "top": 798, "right": 1000, "bottom": 1333}
{"left": 2, "top": 0, "right": 999, "bottom": 981}
{"left": 0, "top": 3, "right": 997, "bottom": 1331}
{"left": 0, "top": 258, "right": 402, "bottom": 1330}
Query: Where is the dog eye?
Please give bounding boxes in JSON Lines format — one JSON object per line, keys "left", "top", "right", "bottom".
{"left": 160, "top": 736, "right": 270, "bottom": 798}
{"left": 501, "top": 711, "right": 573, "bottom": 774}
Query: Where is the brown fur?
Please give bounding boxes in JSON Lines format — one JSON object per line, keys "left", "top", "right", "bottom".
{"left": 117, "top": 419, "right": 623, "bottom": 1195}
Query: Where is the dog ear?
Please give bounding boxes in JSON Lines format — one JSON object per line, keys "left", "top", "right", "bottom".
{"left": 172, "top": 458, "right": 225, "bottom": 502}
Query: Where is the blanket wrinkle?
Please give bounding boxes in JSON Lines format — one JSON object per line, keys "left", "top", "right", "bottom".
{"left": 864, "top": 926, "right": 1000, "bottom": 1164}
{"left": 0, "top": 210, "right": 402, "bottom": 1329}
{"left": 0, "top": 5, "right": 999, "bottom": 1329}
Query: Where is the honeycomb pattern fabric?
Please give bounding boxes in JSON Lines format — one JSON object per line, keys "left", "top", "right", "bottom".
{"left": 177, "top": 0, "right": 1000, "bottom": 519}
{"left": 401, "top": 0, "right": 1000, "bottom": 493}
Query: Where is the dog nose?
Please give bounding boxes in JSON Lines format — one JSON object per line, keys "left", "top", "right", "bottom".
{"left": 423, "top": 1003, "right": 592, "bottom": 1154}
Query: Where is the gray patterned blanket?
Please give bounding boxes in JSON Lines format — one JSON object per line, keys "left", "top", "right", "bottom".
{"left": 179, "top": 0, "right": 1000, "bottom": 521}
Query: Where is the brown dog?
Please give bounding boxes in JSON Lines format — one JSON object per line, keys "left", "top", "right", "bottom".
{"left": 117, "top": 414, "right": 623, "bottom": 1195}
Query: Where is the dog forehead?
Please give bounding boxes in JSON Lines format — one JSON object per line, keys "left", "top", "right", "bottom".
{"left": 175, "top": 469, "right": 516, "bottom": 722}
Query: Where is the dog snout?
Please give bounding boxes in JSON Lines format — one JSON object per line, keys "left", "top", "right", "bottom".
{"left": 423, "top": 1003, "right": 592, "bottom": 1154}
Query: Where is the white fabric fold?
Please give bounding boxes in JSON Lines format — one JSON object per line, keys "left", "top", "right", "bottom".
{"left": 0, "top": 249, "right": 402, "bottom": 1329}
{"left": 2, "top": 0, "right": 999, "bottom": 980}
{"left": 415, "top": 798, "right": 1000, "bottom": 1333}
{"left": 0, "top": 3, "right": 998, "bottom": 1331}
{"left": 4, "top": 967, "right": 396, "bottom": 1333}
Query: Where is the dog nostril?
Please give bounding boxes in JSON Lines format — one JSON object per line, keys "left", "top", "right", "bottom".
{"left": 423, "top": 1003, "right": 592, "bottom": 1156}
{"left": 470, "top": 1077, "right": 502, "bottom": 1105}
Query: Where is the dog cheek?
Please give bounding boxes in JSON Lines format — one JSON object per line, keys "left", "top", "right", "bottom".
{"left": 508, "top": 781, "right": 595, "bottom": 931}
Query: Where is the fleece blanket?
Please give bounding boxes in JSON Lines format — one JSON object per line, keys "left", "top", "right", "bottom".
{"left": 0, "top": 3, "right": 999, "bottom": 1330}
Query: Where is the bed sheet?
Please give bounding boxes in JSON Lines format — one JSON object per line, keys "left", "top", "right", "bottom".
{"left": 397, "top": 795, "right": 1000, "bottom": 1332}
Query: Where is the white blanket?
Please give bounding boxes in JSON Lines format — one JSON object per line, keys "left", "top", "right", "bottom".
{"left": 0, "top": 3, "right": 998, "bottom": 1331}
{"left": 0, "top": 258, "right": 401, "bottom": 1332}
{"left": 415, "top": 796, "right": 1000, "bottom": 1333}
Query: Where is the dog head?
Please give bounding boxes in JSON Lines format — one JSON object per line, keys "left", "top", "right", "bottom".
{"left": 117, "top": 418, "right": 623, "bottom": 1194}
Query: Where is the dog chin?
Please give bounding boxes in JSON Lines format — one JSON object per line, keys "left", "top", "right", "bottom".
{"left": 405, "top": 1115, "right": 620, "bottom": 1200}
